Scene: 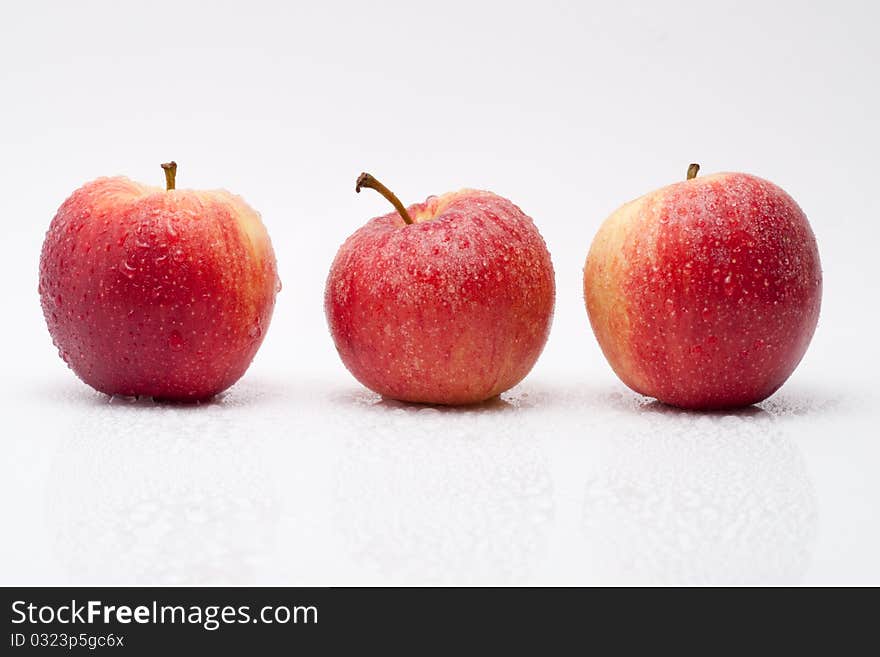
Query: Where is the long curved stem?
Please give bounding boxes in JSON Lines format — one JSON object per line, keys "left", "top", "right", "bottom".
{"left": 355, "top": 172, "right": 413, "bottom": 225}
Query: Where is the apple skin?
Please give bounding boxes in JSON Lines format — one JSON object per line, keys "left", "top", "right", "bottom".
{"left": 39, "top": 176, "right": 279, "bottom": 400}
{"left": 325, "top": 190, "right": 555, "bottom": 405}
{"left": 584, "top": 172, "right": 821, "bottom": 410}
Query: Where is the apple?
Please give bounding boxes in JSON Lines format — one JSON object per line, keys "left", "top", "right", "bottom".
{"left": 325, "top": 173, "right": 555, "bottom": 405}
{"left": 39, "top": 162, "right": 279, "bottom": 401}
{"left": 584, "top": 164, "right": 822, "bottom": 410}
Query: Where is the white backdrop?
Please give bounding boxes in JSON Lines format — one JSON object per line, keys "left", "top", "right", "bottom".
{"left": 1, "top": 0, "right": 878, "bottom": 585}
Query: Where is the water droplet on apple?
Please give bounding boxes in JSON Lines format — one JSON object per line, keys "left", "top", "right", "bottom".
{"left": 121, "top": 259, "right": 137, "bottom": 278}
{"left": 248, "top": 322, "right": 262, "bottom": 340}
{"left": 169, "top": 330, "right": 184, "bottom": 350}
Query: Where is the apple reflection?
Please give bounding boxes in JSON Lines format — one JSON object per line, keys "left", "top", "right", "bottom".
{"left": 332, "top": 393, "right": 554, "bottom": 584}
{"left": 45, "top": 386, "right": 293, "bottom": 585}
{"left": 581, "top": 403, "right": 817, "bottom": 585}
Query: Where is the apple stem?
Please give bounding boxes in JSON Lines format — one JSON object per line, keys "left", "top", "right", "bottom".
{"left": 355, "top": 173, "right": 413, "bottom": 225}
{"left": 161, "top": 161, "right": 177, "bottom": 191}
{"left": 687, "top": 163, "right": 700, "bottom": 180}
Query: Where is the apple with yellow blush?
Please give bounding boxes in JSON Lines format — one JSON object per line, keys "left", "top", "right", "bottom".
{"left": 584, "top": 164, "right": 822, "bottom": 409}
{"left": 39, "top": 162, "right": 279, "bottom": 400}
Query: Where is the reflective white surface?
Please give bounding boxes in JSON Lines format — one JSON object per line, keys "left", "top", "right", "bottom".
{"left": 1, "top": 0, "right": 878, "bottom": 585}
{"left": 2, "top": 371, "right": 876, "bottom": 585}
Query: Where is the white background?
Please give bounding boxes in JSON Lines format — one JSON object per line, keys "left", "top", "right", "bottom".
{"left": 1, "top": 0, "right": 878, "bottom": 585}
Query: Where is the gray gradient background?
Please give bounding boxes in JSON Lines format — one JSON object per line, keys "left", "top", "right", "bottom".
{"left": 1, "top": 0, "right": 877, "bottom": 584}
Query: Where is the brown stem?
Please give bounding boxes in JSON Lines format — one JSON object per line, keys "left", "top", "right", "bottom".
{"left": 355, "top": 172, "right": 413, "bottom": 225}
{"left": 687, "top": 163, "right": 700, "bottom": 180}
{"left": 161, "top": 161, "right": 177, "bottom": 190}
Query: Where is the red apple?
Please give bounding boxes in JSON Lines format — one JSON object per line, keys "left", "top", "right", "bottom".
{"left": 325, "top": 173, "right": 555, "bottom": 405}
{"left": 584, "top": 165, "right": 822, "bottom": 410}
{"left": 39, "top": 162, "right": 279, "bottom": 401}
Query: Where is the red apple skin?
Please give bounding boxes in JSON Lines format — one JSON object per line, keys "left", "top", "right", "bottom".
{"left": 325, "top": 190, "right": 555, "bottom": 405}
{"left": 584, "top": 172, "right": 821, "bottom": 410}
{"left": 39, "top": 176, "right": 279, "bottom": 400}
